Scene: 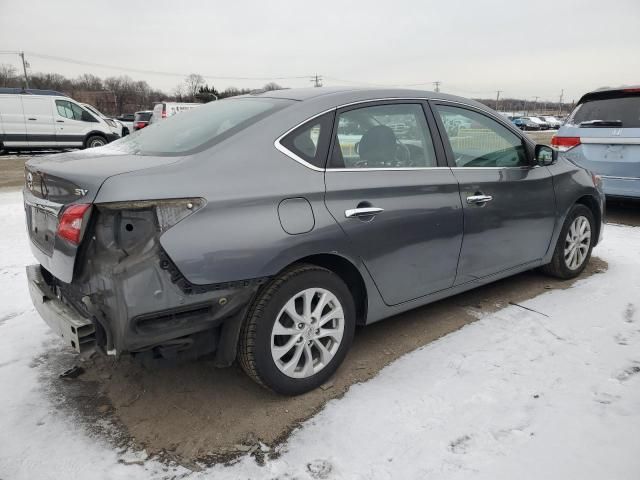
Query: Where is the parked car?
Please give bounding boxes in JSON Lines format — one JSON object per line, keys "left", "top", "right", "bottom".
{"left": 512, "top": 117, "right": 541, "bottom": 131}
{"left": 149, "top": 101, "right": 201, "bottom": 123}
{"left": 132, "top": 110, "right": 153, "bottom": 131}
{"left": 540, "top": 115, "right": 562, "bottom": 129}
{"left": 552, "top": 85, "right": 640, "bottom": 199}
{"left": 24, "top": 88, "right": 604, "bottom": 395}
{"left": 81, "top": 103, "right": 129, "bottom": 137}
{"left": 0, "top": 88, "right": 120, "bottom": 151}
{"left": 527, "top": 116, "right": 550, "bottom": 130}
{"left": 115, "top": 113, "right": 135, "bottom": 134}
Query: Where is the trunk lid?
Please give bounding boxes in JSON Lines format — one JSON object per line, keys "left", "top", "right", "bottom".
{"left": 24, "top": 148, "right": 181, "bottom": 282}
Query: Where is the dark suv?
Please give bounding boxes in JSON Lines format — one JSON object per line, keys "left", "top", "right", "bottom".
{"left": 24, "top": 88, "right": 604, "bottom": 395}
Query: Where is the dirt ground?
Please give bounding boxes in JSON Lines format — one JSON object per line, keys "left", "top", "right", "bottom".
{"left": 58, "top": 257, "right": 607, "bottom": 466}
{"left": 4, "top": 132, "right": 639, "bottom": 467}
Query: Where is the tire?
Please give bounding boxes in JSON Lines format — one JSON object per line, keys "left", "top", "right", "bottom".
{"left": 238, "top": 264, "right": 356, "bottom": 395}
{"left": 85, "top": 135, "right": 107, "bottom": 149}
{"left": 542, "top": 204, "right": 595, "bottom": 279}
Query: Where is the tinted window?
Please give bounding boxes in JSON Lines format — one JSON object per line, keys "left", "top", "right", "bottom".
{"left": 569, "top": 95, "right": 640, "bottom": 128}
{"left": 330, "top": 103, "right": 437, "bottom": 169}
{"left": 107, "top": 98, "right": 292, "bottom": 155}
{"left": 280, "top": 112, "right": 334, "bottom": 168}
{"left": 435, "top": 105, "right": 527, "bottom": 168}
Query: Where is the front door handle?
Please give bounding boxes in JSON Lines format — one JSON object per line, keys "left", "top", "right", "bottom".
{"left": 28, "top": 117, "right": 37, "bottom": 121}
{"left": 56, "top": 120, "right": 64, "bottom": 123}
{"left": 466, "top": 194, "right": 493, "bottom": 205}
{"left": 345, "top": 207, "right": 384, "bottom": 218}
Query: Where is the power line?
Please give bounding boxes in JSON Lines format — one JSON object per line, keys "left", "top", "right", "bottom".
{"left": 17, "top": 51, "right": 313, "bottom": 82}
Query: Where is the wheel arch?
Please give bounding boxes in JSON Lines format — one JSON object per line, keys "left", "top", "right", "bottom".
{"left": 83, "top": 131, "right": 108, "bottom": 148}
{"left": 291, "top": 253, "right": 368, "bottom": 326}
{"left": 575, "top": 194, "right": 602, "bottom": 246}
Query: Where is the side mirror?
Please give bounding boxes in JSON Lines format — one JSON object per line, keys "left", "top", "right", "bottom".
{"left": 534, "top": 144, "right": 557, "bottom": 166}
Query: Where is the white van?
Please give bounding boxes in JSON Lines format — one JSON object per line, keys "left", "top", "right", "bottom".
{"left": 149, "top": 101, "right": 201, "bottom": 124}
{"left": 0, "top": 88, "right": 120, "bottom": 152}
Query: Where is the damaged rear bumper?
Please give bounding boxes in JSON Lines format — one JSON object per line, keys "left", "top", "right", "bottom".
{"left": 26, "top": 264, "right": 96, "bottom": 353}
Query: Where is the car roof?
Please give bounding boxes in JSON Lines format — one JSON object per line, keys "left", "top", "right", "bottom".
{"left": 246, "top": 86, "right": 488, "bottom": 110}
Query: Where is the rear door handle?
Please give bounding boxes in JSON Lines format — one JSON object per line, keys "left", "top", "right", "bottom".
{"left": 28, "top": 117, "right": 37, "bottom": 121}
{"left": 345, "top": 207, "right": 384, "bottom": 218}
{"left": 466, "top": 194, "right": 493, "bottom": 205}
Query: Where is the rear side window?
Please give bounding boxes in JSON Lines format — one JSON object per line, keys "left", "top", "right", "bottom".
{"left": 109, "top": 98, "right": 292, "bottom": 155}
{"left": 569, "top": 95, "right": 640, "bottom": 128}
{"left": 279, "top": 112, "right": 334, "bottom": 168}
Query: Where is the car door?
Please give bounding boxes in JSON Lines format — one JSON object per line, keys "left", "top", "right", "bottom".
{"left": 0, "top": 96, "right": 27, "bottom": 147}
{"left": 53, "top": 99, "right": 96, "bottom": 147}
{"left": 21, "top": 96, "right": 56, "bottom": 147}
{"left": 324, "top": 101, "right": 464, "bottom": 306}
{"left": 431, "top": 101, "right": 556, "bottom": 284}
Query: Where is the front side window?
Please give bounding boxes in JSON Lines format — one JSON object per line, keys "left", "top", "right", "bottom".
{"left": 55, "top": 100, "right": 96, "bottom": 122}
{"left": 330, "top": 103, "right": 437, "bottom": 169}
{"left": 435, "top": 105, "right": 528, "bottom": 168}
{"left": 55, "top": 100, "right": 74, "bottom": 119}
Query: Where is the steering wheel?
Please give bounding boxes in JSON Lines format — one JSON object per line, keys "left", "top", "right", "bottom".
{"left": 393, "top": 142, "right": 412, "bottom": 167}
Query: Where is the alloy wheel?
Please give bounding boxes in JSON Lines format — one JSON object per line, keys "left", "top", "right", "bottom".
{"left": 564, "top": 215, "right": 591, "bottom": 270}
{"left": 270, "top": 288, "right": 344, "bottom": 379}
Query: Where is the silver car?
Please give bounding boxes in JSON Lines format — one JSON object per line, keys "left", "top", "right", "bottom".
{"left": 553, "top": 86, "right": 640, "bottom": 199}
{"left": 24, "top": 87, "right": 604, "bottom": 395}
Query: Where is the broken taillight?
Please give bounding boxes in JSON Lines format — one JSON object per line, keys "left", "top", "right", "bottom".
{"left": 57, "top": 204, "right": 92, "bottom": 244}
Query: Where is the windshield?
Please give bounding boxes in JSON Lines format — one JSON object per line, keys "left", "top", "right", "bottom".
{"left": 106, "top": 97, "right": 292, "bottom": 156}
{"left": 134, "top": 112, "right": 152, "bottom": 122}
{"left": 569, "top": 94, "right": 640, "bottom": 128}
{"left": 83, "top": 104, "right": 107, "bottom": 118}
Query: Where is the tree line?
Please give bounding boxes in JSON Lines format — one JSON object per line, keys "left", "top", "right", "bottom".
{"left": 0, "top": 65, "right": 283, "bottom": 115}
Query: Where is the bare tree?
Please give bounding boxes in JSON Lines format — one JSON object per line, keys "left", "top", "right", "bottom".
{"left": 0, "top": 64, "right": 17, "bottom": 87}
{"left": 263, "top": 82, "right": 283, "bottom": 91}
{"left": 74, "top": 73, "right": 104, "bottom": 91}
{"left": 184, "top": 73, "right": 205, "bottom": 100}
{"left": 104, "top": 75, "right": 137, "bottom": 114}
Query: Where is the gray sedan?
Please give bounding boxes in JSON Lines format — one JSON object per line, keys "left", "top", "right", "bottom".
{"left": 24, "top": 87, "right": 604, "bottom": 395}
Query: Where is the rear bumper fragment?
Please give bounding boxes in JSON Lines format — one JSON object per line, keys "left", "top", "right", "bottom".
{"left": 26, "top": 264, "right": 96, "bottom": 353}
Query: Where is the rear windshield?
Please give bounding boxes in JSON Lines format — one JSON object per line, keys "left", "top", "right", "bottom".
{"left": 569, "top": 95, "right": 640, "bottom": 128}
{"left": 134, "top": 112, "right": 152, "bottom": 122}
{"left": 107, "top": 98, "right": 292, "bottom": 155}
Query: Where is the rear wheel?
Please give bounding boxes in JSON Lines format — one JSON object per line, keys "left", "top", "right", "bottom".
{"left": 85, "top": 135, "right": 107, "bottom": 149}
{"left": 542, "top": 204, "right": 595, "bottom": 279}
{"left": 238, "top": 264, "right": 356, "bottom": 395}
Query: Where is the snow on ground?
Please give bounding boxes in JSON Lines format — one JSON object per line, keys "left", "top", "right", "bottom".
{"left": 1, "top": 188, "right": 639, "bottom": 479}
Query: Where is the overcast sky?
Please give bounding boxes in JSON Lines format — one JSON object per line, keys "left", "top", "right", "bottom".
{"left": 1, "top": 0, "right": 639, "bottom": 102}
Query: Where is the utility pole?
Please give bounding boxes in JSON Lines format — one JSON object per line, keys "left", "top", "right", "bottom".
{"left": 558, "top": 89, "right": 564, "bottom": 115}
{"left": 533, "top": 96, "right": 539, "bottom": 114}
{"left": 310, "top": 74, "right": 323, "bottom": 88}
{"left": 433, "top": 81, "right": 441, "bottom": 93}
{"left": 495, "top": 90, "right": 502, "bottom": 111}
{"left": 19, "top": 51, "right": 29, "bottom": 89}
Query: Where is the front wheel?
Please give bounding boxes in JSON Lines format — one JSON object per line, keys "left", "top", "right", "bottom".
{"left": 542, "top": 204, "right": 595, "bottom": 279}
{"left": 85, "top": 135, "right": 107, "bottom": 149}
{"left": 238, "top": 264, "right": 356, "bottom": 395}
